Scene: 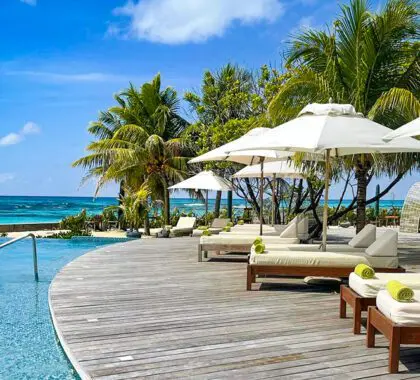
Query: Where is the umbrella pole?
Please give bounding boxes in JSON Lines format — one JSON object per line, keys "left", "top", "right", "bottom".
{"left": 321, "top": 149, "right": 331, "bottom": 251}
{"left": 205, "top": 190, "right": 209, "bottom": 225}
{"left": 259, "top": 157, "right": 265, "bottom": 236}
{"left": 271, "top": 173, "right": 276, "bottom": 226}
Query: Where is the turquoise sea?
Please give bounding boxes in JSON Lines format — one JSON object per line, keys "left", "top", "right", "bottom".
{"left": 0, "top": 196, "right": 404, "bottom": 225}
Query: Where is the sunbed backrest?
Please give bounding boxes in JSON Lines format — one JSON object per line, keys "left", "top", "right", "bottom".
{"left": 176, "top": 217, "right": 196, "bottom": 229}
{"left": 348, "top": 224, "right": 376, "bottom": 248}
{"left": 365, "top": 230, "right": 398, "bottom": 257}
{"left": 211, "top": 218, "right": 229, "bottom": 228}
{"left": 280, "top": 217, "right": 308, "bottom": 238}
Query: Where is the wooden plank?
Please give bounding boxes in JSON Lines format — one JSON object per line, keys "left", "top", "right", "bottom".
{"left": 49, "top": 235, "right": 420, "bottom": 379}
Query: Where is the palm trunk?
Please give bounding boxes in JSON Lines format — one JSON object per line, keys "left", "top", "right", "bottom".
{"left": 355, "top": 159, "right": 371, "bottom": 234}
{"left": 118, "top": 180, "right": 125, "bottom": 229}
{"left": 163, "top": 180, "right": 170, "bottom": 226}
{"left": 214, "top": 191, "right": 222, "bottom": 217}
{"left": 143, "top": 213, "right": 150, "bottom": 236}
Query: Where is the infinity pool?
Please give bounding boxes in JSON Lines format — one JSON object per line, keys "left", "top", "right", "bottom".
{"left": 0, "top": 238, "right": 122, "bottom": 380}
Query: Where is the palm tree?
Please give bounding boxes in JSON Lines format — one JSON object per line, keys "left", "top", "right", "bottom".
{"left": 269, "top": 0, "right": 419, "bottom": 232}
{"left": 73, "top": 74, "right": 190, "bottom": 229}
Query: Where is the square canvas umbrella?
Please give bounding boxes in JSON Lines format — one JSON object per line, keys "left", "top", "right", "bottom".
{"left": 189, "top": 128, "right": 296, "bottom": 235}
{"left": 383, "top": 117, "right": 420, "bottom": 141}
{"left": 229, "top": 102, "right": 420, "bottom": 250}
{"left": 169, "top": 171, "right": 232, "bottom": 218}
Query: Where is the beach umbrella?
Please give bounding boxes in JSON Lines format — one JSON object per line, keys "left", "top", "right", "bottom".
{"left": 169, "top": 171, "right": 232, "bottom": 221}
{"left": 189, "top": 128, "right": 296, "bottom": 235}
{"left": 228, "top": 102, "right": 420, "bottom": 250}
{"left": 233, "top": 161, "right": 307, "bottom": 225}
{"left": 383, "top": 117, "right": 420, "bottom": 141}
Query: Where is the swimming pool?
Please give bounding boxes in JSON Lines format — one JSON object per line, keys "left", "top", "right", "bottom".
{"left": 0, "top": 238, "right": 121, "bottom": 380}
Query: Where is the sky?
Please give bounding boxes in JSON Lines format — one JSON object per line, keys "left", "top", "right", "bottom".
{"left": 0, "top": 0, "right": 418, "bottom": 201}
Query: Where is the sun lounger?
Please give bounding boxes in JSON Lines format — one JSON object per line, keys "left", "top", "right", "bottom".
{"left": 264, "top": 224, "right": 377, "bottom": 253}
{"left": 198, "top": 217, "right": 308, "bottom": 261}
{"left": 191, "top": 218, "right": 230, "bottom": 237}
{"left": 247, "top": 231, "right": 404, "bottom": 290}
{"left": 367, "top": 291, "right": 420, "bottom": 373}
{"left": 170, "top": 217, "right": 196, "bottom": 237}
{"left": 341, "top": 273, "right": 420, "bottom": 334}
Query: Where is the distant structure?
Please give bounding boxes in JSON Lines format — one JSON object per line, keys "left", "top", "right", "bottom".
{"left": 400, "top": 182, "right": 420, "bottom": 233}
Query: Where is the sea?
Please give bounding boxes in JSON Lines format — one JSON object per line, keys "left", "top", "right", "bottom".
{"left": 0, "top": 196, "right": 404, "bottom": 225}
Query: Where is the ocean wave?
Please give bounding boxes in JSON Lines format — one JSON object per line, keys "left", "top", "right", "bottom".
{"left": 183, "top": 203, "right": 205, "bottom": 207}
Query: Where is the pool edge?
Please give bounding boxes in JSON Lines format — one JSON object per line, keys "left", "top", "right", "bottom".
{"left": 48, "top": 274, "right": 92, "bottom": 380}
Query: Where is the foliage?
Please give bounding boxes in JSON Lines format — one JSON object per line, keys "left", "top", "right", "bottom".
{"left": 42, "top": 231, "right": 91, "bottom": 239}
{"left": 0, "top": 232, "right": 7, "bottom": 237}
{"left": 60, "top": 210, "right": 88, "bottom": 234}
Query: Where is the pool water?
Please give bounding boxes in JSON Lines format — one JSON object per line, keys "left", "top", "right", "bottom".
{"left": 0, "top": 238, "right": 118, "bottom": 380}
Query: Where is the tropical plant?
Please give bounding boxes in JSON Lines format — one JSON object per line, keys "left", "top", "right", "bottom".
{"left": 73, "top": 74, "right": 191, "bottom": 230}
{"left": 269, "top": 0, "right": 420, "bottom": 232}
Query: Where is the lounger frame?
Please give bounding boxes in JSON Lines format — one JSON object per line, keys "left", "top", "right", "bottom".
{"left": 340, "top": 285, "right": 377, "bottom": 334}
{"left": 247, "top": 263, "right": 405, "bottom": 291}
{"left": 367, "top": 306, "right": 420, "bottom": 373}
{"left": 198, "top": 243, "right": 250, "bottom": 262}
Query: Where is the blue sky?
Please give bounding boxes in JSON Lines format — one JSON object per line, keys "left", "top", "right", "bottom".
{"left": 0, "top": 0, "right": 418, "bottom": 200}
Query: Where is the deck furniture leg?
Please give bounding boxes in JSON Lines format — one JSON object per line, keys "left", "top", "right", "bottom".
{"left": 204, "top": 250, "right": 208, "bottom": 259}
{"left": 247, "top": 265, "right": 255, "bottom": 291}
{"left": 353, "top": 298, "right": 362, "bottom": 334}
{"left": 198, "top": 244, "right": 202, "bottom": 262}
{"left": 366, "top": 307, "right": 376, "bottom": 348}
{"left": 339, "top": 285, "right": 347, "bottom": 318}
{"left": 389, "top": 326, "right": 401, "bottom": 374}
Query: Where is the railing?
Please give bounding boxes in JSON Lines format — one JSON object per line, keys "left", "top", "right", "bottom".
{"left": 0, "top": 233, "right": 39, "bottom": 281}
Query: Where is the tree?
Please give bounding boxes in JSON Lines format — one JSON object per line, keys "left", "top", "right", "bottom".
{"left": 184, "top": 64, "right": 285, "bottom": 218}
{"left": 73, "top": 74, "right": 191, "bottom": 229}
{"left": 269, "top": 0, "right": 419, "bottom": 232}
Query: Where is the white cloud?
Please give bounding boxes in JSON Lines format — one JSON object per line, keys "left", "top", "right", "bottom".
{"left": 20, "top": 0, "right": 37, "bottom": 6}
{"left": 112, "top": 0, "right": 284, "bottom": 44}
{"left": 0, "top": 173, "right": 15, "bottom": 183}
{"left": 0, "top": 122, "right": 40, "bottom": 147}
{"left": 5, "top": 70, "right": 128, "bottom": 84}
{"left": 0, "top": 133, "right": 23, "bottom": 146}
{"left": 298, "top": 16, "right": 314, "bottom": 30}
{"left": 22, "top": 121, "right": 41, "bottom": 135}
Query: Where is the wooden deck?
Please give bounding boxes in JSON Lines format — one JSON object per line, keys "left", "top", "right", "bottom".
{"left": 49, "top": 237, "right": 420, "bottom": 379}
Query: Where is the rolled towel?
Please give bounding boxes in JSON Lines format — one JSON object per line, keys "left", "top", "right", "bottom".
{"left": 387, "top": 280, "right": 414, "bottom": 302}
{"left": 227, "top": 222, "right": 234, "bottom": 227}
{"left": 354, "top": 264, "right": 375, "bottom": 279}
{"left": 223, "top": 226, "right": 231, "bottom": 232}
{"left": 197, "top": 226, "right": 208, "bottom": 231}
{"left": 254, "top": 243, "right": 266, "bottom": 254}
{"left": 238, "top": 220, "right": 244, "bottom": 225}
{"left": 253, "top": 237, "right": 263, "bottom": 246}
{"left": 202, "top": 230, "right": 212, "bottom": 236}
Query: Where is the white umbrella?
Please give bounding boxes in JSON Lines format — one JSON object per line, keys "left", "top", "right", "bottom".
{"left": 383, "top": 117, "right": 420, "bottom": 141}
{"left": 229, "top": 102, "right": 420, "bottom": 250}
{"left": 233, "top": 161, "right": 307, "bottom": 225}
{"left": 169, "top": 171, "right": 232, "bottom": 218}
{"left": 189, "top": 128, "right": 296, "bottom": 235}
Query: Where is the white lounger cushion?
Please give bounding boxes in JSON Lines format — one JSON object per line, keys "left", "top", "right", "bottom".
{"left": 377, "top": 289, "right": 420, "bottom": 326}
{"left": 249, "top": 250, "right": 398, "bottom": 268}
{"left": 349, "top": 272, "right": 420, "bottom": 298}
{"left": 219, "top": 229, "right": 281, "bottom": 236}
{"left": 279, "top": 217, "right": 308, "bottom": 238}
{"left": 264, "top": 243, "right": 366, "bottom": 253}
{"left": 200, "top": 235, "right": 299, "bottom": 245}
{"left": 348, "top": 224, "right": 376, "bottom": 248}
{"left": 365, "top": 230, "right": 398, "bottom": 257}
{"left": 173, "top": 217, "right": 196, "bottom": 229}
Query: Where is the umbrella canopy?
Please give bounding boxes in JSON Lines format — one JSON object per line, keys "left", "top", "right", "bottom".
{"left": 188, "top": 128, "right": 291, "bottom": 165}
{"left": 169, "top": 171, "right": 232, "bottom": 219}
{"left": 233, "top": 161, "right": 306, "bottom": 179}
{"left": 383, "top": 118, "right": 420, "bottom": 141}
{"left": 229, "top": 102, "right": 420, "bottom": 250}
{"left": 169, "top": 171, "right": 232, "bottom": 192}
{"left": 231, "top": 104, "right": 420, "bottom": 155}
